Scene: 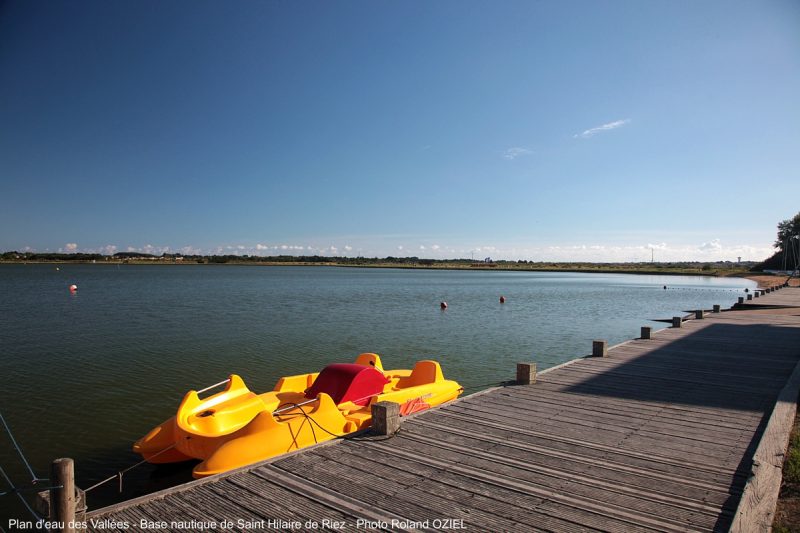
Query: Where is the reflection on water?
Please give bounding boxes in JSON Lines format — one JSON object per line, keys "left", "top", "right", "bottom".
{"left": 0, "top": 264, "right": 754, "bottom": 517}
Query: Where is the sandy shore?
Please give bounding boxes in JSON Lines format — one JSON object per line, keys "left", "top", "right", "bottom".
{"left": 742, "top": 274, "right": 800, "bottom": 288}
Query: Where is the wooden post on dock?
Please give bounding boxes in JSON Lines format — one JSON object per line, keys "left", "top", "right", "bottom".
{"left": 371, "top": 401, "right": 400, "bottom": 436}
{"left": 516, "top": 362, "right": 537, "bottom": 385}
{"left": 755, "top": 292, "right": 760, "bottom": 298}
{"left": 672, "top": 316, "right": 682, "bottom": 328}
{"left": 738, "top": 297, "right": 745, "bottom": 304}
{"left": 592, "top": 340, "right": 608, "bottom": 357}
{"left": 713, "top": 304, "right": 721, "bottom": 313}
{"left": 641, "top": 326, "right": 652, "bottom": 339}
{"left": 51, "top": 458, "right": 75, "bottom": 533}
{"left": 695, "top": 310, "right": 704, "bottom": 319}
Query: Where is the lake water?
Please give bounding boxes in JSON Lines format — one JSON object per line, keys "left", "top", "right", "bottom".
{"left": 0, "top": 264, "right": 755, "bottom": 519}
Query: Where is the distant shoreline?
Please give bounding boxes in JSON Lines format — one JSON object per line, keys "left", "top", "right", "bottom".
{"left": 2, "top": 257, "right": 785, "bottom": 284}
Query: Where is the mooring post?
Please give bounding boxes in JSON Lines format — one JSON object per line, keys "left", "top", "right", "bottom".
{"left": 592, "top": 340, "right": 608, "bottom": 357}
{"left": 754, "top": 292, "right": 760, "bottom": 298}
{"left": 747, "top": 294, "right": 753, "bottom": 301}
{"left": 640, "top": 326, "right": 652, "bottom": 339}
{"left": 695, "top": 310, "right": 704, "bottom": 319}
{"left": 672, "top": 316, "right": 682, "bottom": 328}
{"left": 713, "top": 304, "right": 721, "bottom": 313}
{"left": 738, "top": 297, "right": 744, "bottom": 304}
{"left": 51, "top": 458, "right": 75, "bottom": 533}
{"left": 516, "top": 362, "right": 537, "bottom": 385}
{"left": 371, "top": 401, "right": 400, "bottom": 436}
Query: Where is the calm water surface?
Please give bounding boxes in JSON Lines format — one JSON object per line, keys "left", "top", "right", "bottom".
{"left": 0, "top": 264, "right": 755, "bottom": 517}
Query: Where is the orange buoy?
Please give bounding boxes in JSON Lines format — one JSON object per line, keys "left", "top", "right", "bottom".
{"left": 499, "top": 296, "right": 506, "bottom": 303}
{"left": 69, "top": 284, "right": 77, "bottom": 292}
{"left": 440, "top": 301, "right": 447, "bottom": 309}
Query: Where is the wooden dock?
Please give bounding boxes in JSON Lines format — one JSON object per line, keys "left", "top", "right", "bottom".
{"left": 81, "top": 286, "right": 800, "bottom": 532}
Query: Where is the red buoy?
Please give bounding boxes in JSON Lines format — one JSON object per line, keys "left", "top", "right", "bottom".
{"left": 440, "top": 301, "right": 447, "bottom": 309}
{"left": 499, "top": 296, "right": 506, "bottom": 303}
{"left": 69, "top": 284, "right": 78, "bottom": 292}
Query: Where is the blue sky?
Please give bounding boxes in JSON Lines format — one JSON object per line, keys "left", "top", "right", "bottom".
{"left": 1, "top": 1, "right": 798, "bottom": 261}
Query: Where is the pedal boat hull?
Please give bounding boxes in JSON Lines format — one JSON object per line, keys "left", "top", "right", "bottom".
{"left": 133, "top": 353, "right": 462, "bottom": 478}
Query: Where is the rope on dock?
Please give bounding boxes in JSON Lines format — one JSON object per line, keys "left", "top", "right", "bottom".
{"left": 83, "top": 441, "right": 179, "bottom": 494}
{"left": 0, "top": 465, "right": 42, "bottom": 521}
{"left": 0, "top": 412, "right": 46, "bottom": 484}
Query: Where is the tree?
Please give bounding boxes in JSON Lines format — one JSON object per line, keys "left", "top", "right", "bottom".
{"left": 754, "top": 212, "right": 800, "bottom": 271}
{"left": 776, "top": 212, "right": 800, "bottom": 251}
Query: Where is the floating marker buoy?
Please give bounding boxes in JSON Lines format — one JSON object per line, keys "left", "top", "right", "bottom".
{"left": 663, "top": 285, "right": 667, "bottom": 290}
{"left": 499, "top": 296, "right": 506, "bottom": 303}
{"left": 440, "top": 301, "right": 447, "bottom": 309}
{"left": 69, "top": 284, "right": 77, "bottom": 292}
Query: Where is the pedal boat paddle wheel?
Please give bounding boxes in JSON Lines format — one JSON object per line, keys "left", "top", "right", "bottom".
{"left": 133, "top": 353, "right": 463, "bottom": 478}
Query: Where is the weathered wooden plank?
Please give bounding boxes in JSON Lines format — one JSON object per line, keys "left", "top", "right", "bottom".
{"left": 500, "top": 386, "right": 765, "bottom": 426}
{"left": 275, "top": 448, "right": 524, "bottom": 531}
{"left": 358, "top": 439, "right": 698, "bottom": 533}
{"left": 534, "top": 376, "right": 771, "bottom": 411}
{"left": 250, "top": 464, "right": 409, "bottom": 526}
{"left": 397, "top": 426, "right": 732, "bottom": 517}
{"left": 730, "top": 359, "right": 800, "bottom": 532}
{"left": 407, "top": 418, "right": 739, "bottom": 494}
{"left": 477, "top": 392, "right": 755, "bottom": 441}
{"left": 492, "top": 389, "right": 758, "bottom": 434}
{"left": 438, "top": 401, "right": 751, "bottom": 462}
{"left": 421, "top": 409, "right": 753, "bottom": 481}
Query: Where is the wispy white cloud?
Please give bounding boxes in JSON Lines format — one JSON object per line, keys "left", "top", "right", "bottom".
{"left": 699, "top": 239, "right": 722, "bottom": 252}
{"left": 574, "top": 119, "right": 630, "bottom": 139}
{"left": 179, "top": 246, "right": 203, "bottom": 255}
{"left": 29, "top": 236, "right": 774, "bottom": 263}
{"left": 64, "top": 243, "right": 78, "bottom": 251}
{"left": 503, "top": 147, "right": 533, "bottom": 160}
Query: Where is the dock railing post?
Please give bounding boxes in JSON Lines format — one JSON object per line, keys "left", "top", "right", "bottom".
{"left": 738, "top": 297, "right": 745, "bottom": 304}
{"left": 747, "top": 294, "right": 753, "bottom": 301}
{"left": 51, "top": 458, "right": 75, "bottom": 533}
{"left": 516, "top": 362, "right": 537, "bottom": 385}
{"left": 371, "top": 401, "right": 400, "bottom": 436}
{"left": 672, "top": 316, "right": 682, "bottom": 328}
{"left": 592, "top": 340, "right": 608, "bottom": 357}
{"left": 713, "top": 304, "right": 721, "bottom": 313}
{"left": 695, "top": 310, "right": 704, "bottom": 319}
{"left": 640, "top": 326, "right": 652, "bottom": 339}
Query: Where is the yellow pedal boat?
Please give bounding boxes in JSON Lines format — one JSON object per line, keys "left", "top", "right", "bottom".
{"left": 133, "top": 353, "right": 462, "bottom": 478}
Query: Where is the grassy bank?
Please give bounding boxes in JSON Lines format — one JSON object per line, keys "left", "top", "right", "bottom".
{"left": 0, "top": 254, "right": 758, "bottom": 278}
{"left": 773, "top": 396, "right": 800, "bottom": 532}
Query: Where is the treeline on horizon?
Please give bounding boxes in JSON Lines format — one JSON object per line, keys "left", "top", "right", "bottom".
{"left": 0, "top": 250, "right": 761, "bottom": 270}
